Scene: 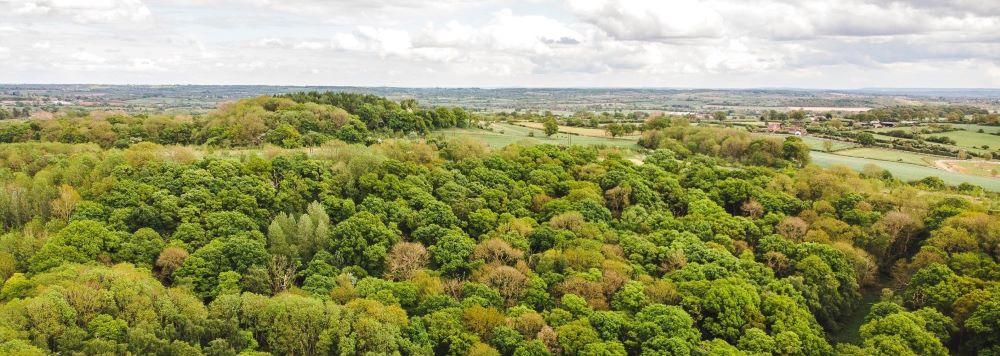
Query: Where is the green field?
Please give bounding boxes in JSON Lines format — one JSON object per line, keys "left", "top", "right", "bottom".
{"left": 764, "top": 134, "right": 857, "bottom": 151}
{"left": 951, "top": 124, "right": 1000, "bottom": 134}
{"left": 837, "top": 147, "right": 939, "bottom": 166}
{"left": 811, "top": 151, "right": 1000, "bottom": 191}
{"left": 804, "top": 137, "right": 857, "bottom": 151}
{"left": 868, "top": 129, "right": 991, "bottom": 155}
{"left": 920, "top": 130, "right": 999, "bottom": 150}
{"left": 438, "top": 123, "right": 640, "bottom": 148}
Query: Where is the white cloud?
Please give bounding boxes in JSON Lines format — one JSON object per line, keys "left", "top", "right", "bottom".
{"left": 331, "top": 27, "right": 413, "bottom": 57}
{"left": 475, "top": 9, "right": 583, "bottom": 53}
{"left": 6, "top": 0, "right": 152, "bottom": 23}
{"left": 0, "top": 0, "right": 998, "bottom": 87}
{"left": 293, "top": 41, "right": 326, "bottom": 50}
{"left": 71, "top": 52, "right": 107, "bottom": 63}
{"left": 252, "top": 38, "right": 285, "bottom": 48}
{"left": 127, "top": 58, "right": 164, "bottom": 72}
{"left": 568, "top": 0, "right": 724, "bottom": 40}
{"left": 356, "top": 27, "right": 412, "bottom": 56}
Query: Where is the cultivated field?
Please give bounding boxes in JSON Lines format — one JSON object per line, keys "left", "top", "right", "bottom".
{"left": 836, "top": 147, "right": 939, "bottom": 166}
{"left": 936, "top": 160, "right": 1000, "bottom": 178}
{"left": 811, "top": 152, "right": 1000, "bottom": 191}
{"left": 764, "top": 132, "right": 998, "bottom": 189}
{"left": 439, "top": 123, "right": 640, "bottom": 148}
{"left": 512, "top": 121, "right": 643, "bottom": 139}
{"left": 786, "top": 106, "right": 871, "bottom": 112}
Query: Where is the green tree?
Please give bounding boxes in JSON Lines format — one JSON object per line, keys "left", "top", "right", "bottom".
{"left": 175, "top": 236, "right": 269, "bottom": 298}
{"left": 856, "top": 132, "right": 876, "bottom": 146}
{"left": 965, "top": 298, "right": 1000, "bottom": 353}
{"left": 606, "top": 123, "right": 625, "bottom": 138}
{"left": 543, "top": 118, "right": 559, "bottom": 137}
{"left": 860, "top": 313, "right": 948, "bottom": 356}
{"left": 429, "top": 228, "right": 477, "bottom": 277}
{"left": 29, "top": 220, "right": 123, "bottom": 272}
{"left": 328, "top": 211, "right": 399, "bottom": 275}
{"left": 265, "top": 123, "right": 302, "bottom": 148}
{"left": 696, "top": 278, "right": 764, "bottom": 344}
{"left": 115, "top": 228, "right": 166, "bottom": 267}
{"left": 556, "top": 319, "right": 600, "bottom": 355}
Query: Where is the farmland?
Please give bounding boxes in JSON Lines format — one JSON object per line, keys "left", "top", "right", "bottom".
{"left": 867, "top": 129, "right": 992, "bottom": 155}
{"left": 937, "top": 160, "right": 1000, "bottom": 178}
{"left": 951, "top": 123, "right": 1000, "bottom": 134}
{"left": 810, "top": 151, "right": 1000, "bottom": 190}
{"left": 512, "top": 121, "right": 642, "bottom": 139}
{"left": 762, "top": 133, "right": 858, "bottom": 151}
{"left": 835, "top": 147, "right": 940, "bottom": 166}
{"left": 438, "top": 123, "right": 640, "bottom": 148}
{"left": 920, "top": 130, "right": 997, "bottom": 150}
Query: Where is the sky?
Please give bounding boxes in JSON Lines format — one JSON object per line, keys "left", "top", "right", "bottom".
{"left": 1, "top": 0, "right": 999, "bottom": 88}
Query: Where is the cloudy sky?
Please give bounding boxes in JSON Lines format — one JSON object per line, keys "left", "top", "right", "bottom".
{"left": 1, "top": 0, "right": 999, "bottom": 88}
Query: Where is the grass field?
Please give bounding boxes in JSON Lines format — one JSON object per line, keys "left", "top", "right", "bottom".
{"left": 762, "top": 134, "right": 857, "bottom": 151}
{"left": 811, "top": 152, "right": 1000, "bottom": 191}
{"left": 837, "top": 147, "right": 939, "bottom": 166}
{"left": 438, "top": 123, "right": 640, "bottom": 148}
{"left": 920, "top": 130, "right": 998, "bottom": 150}
{"left": 868, "top": 131, "right": 990, "bottom": 155}
{"left": 512, "top": 121, "right": 642, "bottom": 139}
{"left": 951, "top": 124, "right": 1000, "bottom": 134}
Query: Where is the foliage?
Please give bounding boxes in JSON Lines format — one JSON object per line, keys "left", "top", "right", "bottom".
{"left": 0, "top": 94, "right": 996, "bottom": 355}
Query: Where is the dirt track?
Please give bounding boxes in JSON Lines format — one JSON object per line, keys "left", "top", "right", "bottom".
{"left": 935, "top": 159, "right": 1000, "bottom": 177}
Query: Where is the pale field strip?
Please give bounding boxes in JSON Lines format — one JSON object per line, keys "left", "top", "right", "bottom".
{"left": 512, "top": 121, "right": 643, "bottom": 138}
{"left": 786, "top": 106, "right": 871, "bottom": 112}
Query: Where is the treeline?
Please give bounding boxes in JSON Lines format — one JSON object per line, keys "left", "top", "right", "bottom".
{"left": 279, "top": 92, "right": 474, "bottom": 133}
{"left": 637, "top": 117, "right": 810, "bottom": 168}
{"left": 970, "top": 112, "right": 1000, "bottom": 125}
{"left": 846, "top": 105, "right": 988, "bottom": 122}
{"left": 0, "top": 106, "right": 31, "bottom": 120}
{"left": 0, "top": 135, "right": 994, "bottom": 355}
{"left": 0, "top": 93, "right": 476, "bottom": 148}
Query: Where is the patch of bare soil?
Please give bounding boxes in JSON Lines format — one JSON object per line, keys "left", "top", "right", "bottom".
{"left": 935, "top": 159, "right": 1000, "bottom": 178}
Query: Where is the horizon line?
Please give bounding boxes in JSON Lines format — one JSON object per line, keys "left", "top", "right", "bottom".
{"left": 3, "top": 83, "right": 1000, "bottom": 91}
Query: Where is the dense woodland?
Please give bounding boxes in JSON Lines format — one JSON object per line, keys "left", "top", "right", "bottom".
{"left": 0, "top": 92, "right": 474, "bottom": 149}
{"left": 0, "top": 93, "right": 997, "bottom": 355}
{"left": 637, "top": 116, "right": 811, "bottom": 169}
{"left": 844, "top": 105, "right": 992, "bottom": 123}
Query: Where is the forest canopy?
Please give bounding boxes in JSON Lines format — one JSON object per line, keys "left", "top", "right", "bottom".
{"left": 0, "top": 92, "right": 996, "bottom": 356}
{"left": 0, "top": 92, "right": 475, "bottom": 149}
